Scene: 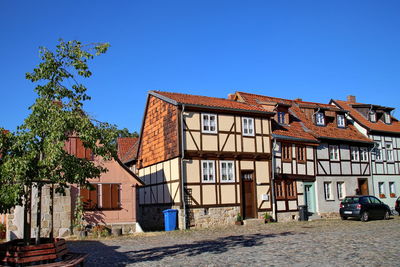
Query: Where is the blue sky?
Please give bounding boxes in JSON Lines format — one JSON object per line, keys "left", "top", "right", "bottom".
{"left": 1, "top": 0, "right": 400, "bottom": 133}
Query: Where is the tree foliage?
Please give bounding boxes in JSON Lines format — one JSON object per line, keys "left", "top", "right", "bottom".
{"left": 0, "top": 40, "right": 118, "bottom": 214}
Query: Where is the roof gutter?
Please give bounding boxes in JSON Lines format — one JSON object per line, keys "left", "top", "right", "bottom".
{"left": 318, "top": 136, "right": 374, "bottom": 145}
{"left": 272, "top": 134, "right": 319, "bottom": 144}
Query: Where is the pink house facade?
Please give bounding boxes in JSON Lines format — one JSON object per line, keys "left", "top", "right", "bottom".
{"left": 69, "top": 137, "right": 144, "bottom": 234}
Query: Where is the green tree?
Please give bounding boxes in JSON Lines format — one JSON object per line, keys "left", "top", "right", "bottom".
{"left": 117, "top": 128, "right": 139, "bottom": 138}
{"left": 0, "top": 40, "right": 117, "bottom": 244}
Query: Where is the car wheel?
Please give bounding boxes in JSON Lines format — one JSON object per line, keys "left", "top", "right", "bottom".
{"left": 341, "top": 216, "right": 347, "bottom": 220}
{"left": 384, "top": 211, "right": 390, "bottom": 220}
{"left": 361, "top": 211, "right": 369, "bottom": 222}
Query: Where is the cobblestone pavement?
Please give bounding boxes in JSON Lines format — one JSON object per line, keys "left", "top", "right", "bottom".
{"left": 68, "top": 216, "right": 400, "bottom": 267}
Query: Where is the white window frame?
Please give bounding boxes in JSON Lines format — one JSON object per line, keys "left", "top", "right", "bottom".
{"left": 385, "top": 112, "right": 391, "bottom": 124}
{"left": 277, "top": 112, "right": 285, "bottom": 124}
{"left": 378, "top": 182, "right": 385, "bottom": 195}
{"left": 316, "top": 112, "right": 325, "bottom": 126}
{"left": 337, "top": 114, "right": 345, "bottom": 128}
{"left": 389, "top": 182, "right": 396, "bottom": 196}
{"left": 350, "top": 147, "right": 359, "bottom": 161}
{"left": 329, "top": 145, "right": 340, "bottom": 161}
{"left": 220, "top": 160, "right": 235, "bottom": 182}
{"left": 374, "top": 143, "right": 383, "bottom": 161}
{"left": 385, "top": 142, "right": 394, "bottom": 162}
{"left": 242, "top": 117, "right": 255, "bottom": 136}
{"left": 360, "top": 147, "right": 369, "bottom": 162}
{"left": 201, "top": 113, "right": 217, "bottom": 134}
{"left": 370, "top": 111, "right": 376, "bottom": 122}
{"left": 336, "top": 182, "right": 345, "bottom": 200}
{"left": 324, "top": 182, "right": 333, "bottom": 200}
{"left": 201, "top": 160, "right": 215, "bottom": 183}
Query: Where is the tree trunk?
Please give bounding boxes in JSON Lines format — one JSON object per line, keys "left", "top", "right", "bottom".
{"left": 35, "top": 185, "right": 42, "bottom": 245}
{"left": 49, "top": 184, "right": 54, "bottom": 240}
{"left": 23, "top": 186, "right": 32, "bottom": 245}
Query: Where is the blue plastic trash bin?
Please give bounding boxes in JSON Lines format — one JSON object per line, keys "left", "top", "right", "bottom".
{"left": 163, "top": 209, "right": 178, "bottom": 231}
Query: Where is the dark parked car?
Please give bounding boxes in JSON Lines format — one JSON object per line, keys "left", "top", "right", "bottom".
{"left": 339, "top": 195, "right": 391, "bottom": 222}
{"left": 395, "top": 196, "right": 400, "bottom": 215}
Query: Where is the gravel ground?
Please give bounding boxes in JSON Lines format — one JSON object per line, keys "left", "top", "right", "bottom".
{"left": 68, "top": 216, "right": 400, "bottom": 267}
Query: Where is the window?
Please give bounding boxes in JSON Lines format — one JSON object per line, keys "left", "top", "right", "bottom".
{"left": 286, "top": 181, "right": 296, "bottom": 199}
{"left": 360, "top": 147, "right": 368, "bottom": 162}
{"left": 378, "top": 182, "right": 385, "bottom": 197}
{"left": 282, "top": 143, "right": 292, "bottom": 162}
{"left": 337, "top": 115, "right": 345, "bottom": 128}
{"left": 277, "top": 112, "right": 285, "bottom": 124}
{"left": 329, "top": 145, "right": 339, "bottom": 161}
{"left": 324, "top": 182, "right": 333, "bottom": 200}
{"left": 80, "top": 183, "right": 120, "bottom": 210}
{"left": 296, "top": 145, "right": 306, "bottom": 162}
{"left": 220, "top": 161, "right": 235, "bottom": 182}
{"left": 316, "top": 112, "right": 325, "bottom": 126}
{"left": 369, "top": 111, "right": 376, "bottom": 122}
{"left": 275, "top": 180, "right": 285, "bottom": 200}
{"left": 80, "top": 184, "right": 98, "bottom": 210}
{"left": 337, "top": 182, "right": 345, "bottom": 200}
{"left": 384, "top": 112, "right": 391, "bottom": 124}
{"left": 385, "top": 142, "right": 394, "bottom": 161}
{"left": 66, "top": 137, "right": 94, "bottom": 160}
{"left": 102, "top": 184, "right": 121, "bottom": 209}
{"left": 202, "top": 160, "right": 215, "bottom": 182}
{"left": 350, "top": 147, "right": 359, "bottom": 161}
{"left": 202, "top": 113, "right": 217, "bottom": 133}
{"left": 375, "top": 143, "right": 383, "bottom": 161}
{"left": 389, "top": 182, "right": 396, "bottom": 197}
{"left": 242, "top": 117, "right": 254, "bottom": 136}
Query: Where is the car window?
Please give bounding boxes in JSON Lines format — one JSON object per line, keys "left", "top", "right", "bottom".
{"left": 360, "top": 197, "right": 370, "bottom": 204}
{"left": 343, "top": 197, "right": 359, "bottom": 204}
{"left": 369, "top": 196, "right": 381, "bottom": 204}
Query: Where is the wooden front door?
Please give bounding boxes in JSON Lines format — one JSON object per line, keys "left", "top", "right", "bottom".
{"left": 242, "top": 172, "right": 255, "bottom": 219}
{"left": 358, "top": 179, "right": 369, "bottom": 195}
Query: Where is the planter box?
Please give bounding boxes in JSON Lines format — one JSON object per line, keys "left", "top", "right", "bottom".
{"left": 0, "top": 238, "right": 67, "bottom": 264}
{"left": 235, "top": 221, "right": 243, "bottom": 225}
{"left": 390, "top": 193, "right": 396, "bottom": 198}
{"left": 379, "top": 194, "right": 386, "bottom": 198}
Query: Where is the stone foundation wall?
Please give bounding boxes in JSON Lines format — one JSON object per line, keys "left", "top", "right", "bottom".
{"left": 188, "top": 206, "right": 240, "bottom": 228}
{"left": 276, "top": 212, "right": 299, "bottom": 222}
{"left": 319, "top": 212, "right": 340, "bottom": 219}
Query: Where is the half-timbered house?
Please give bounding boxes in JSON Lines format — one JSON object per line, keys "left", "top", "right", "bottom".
{"left": 235, "top": 92, "right": 374, "bottom": 217}
{"left": 233, "top": 92, "right": 319, "bottom": 221}
{"left": 136, "top": 91, "right": 274, "bottom": 229}
{"left": 293, "top": 99, "right": 374, "bottom": 215}
{"left": 332, "top": 96, "right": 400, "bottom": 208}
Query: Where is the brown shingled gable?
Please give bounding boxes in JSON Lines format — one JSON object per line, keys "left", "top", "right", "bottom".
{"left": 333, "top": 99, "right": 400, "bottom": 134}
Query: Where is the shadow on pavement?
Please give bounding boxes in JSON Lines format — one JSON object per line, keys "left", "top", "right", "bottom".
{"left": 68, "top": 231, "right": 302, "bottom": 266}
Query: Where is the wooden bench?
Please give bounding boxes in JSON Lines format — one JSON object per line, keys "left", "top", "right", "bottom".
{"left": 0, "top": 238, "right": 87, "bottom": 266}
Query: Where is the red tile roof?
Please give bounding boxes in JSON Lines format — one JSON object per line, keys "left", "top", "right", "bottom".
{"left": 236, "top": 92, "right": 318, "bottom": 143}
{"left": 117, "top": 137, "right": 138, "bottom": 162}
{"left": 236, "top": 92, "right": 372, "bottom": 144}
{"left": 151, "top": 91, "right": 273, "bottom": 114}
{"left": 334, "top": 100, "right": 400, "bottom": 134}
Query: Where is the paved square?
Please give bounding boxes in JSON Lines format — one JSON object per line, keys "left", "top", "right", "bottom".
{"left": 68, "top": 217, "right": 400, "bottom": 266}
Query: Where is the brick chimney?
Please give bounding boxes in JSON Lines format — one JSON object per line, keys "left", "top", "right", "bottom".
{"left": 347, "top": 95, "right": 356, "bottom": 103}
{"left": 294, "top": 98, "right": 302, "bottom": 102}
